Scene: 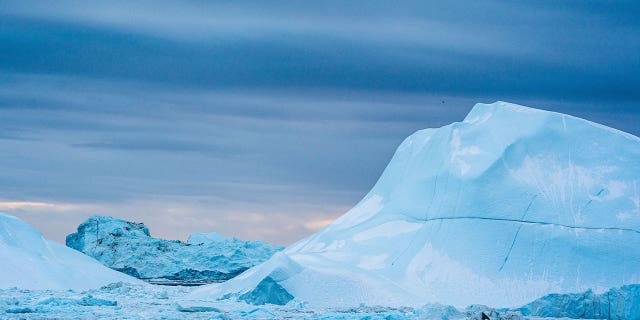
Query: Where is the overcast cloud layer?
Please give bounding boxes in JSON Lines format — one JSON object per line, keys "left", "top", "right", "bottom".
{"left": 1, "top": 1, "right": 639, "bottom": 244}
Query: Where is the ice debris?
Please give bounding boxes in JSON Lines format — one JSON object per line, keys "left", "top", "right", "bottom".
{"left": 2, "top": 282, "right": 640, "bottom": 319}
{"left": 5, "top": 307, "right": 35, "bottom": 314}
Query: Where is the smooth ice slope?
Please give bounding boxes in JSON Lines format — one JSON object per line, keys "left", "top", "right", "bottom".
{"left": 189, "top": 102, "right": 640, "bottom": 308}
{"left": 0, "top": 213, "right": 139, "bottom": 290}
{"left": 67, "top": 216, "right": 283, "bottom": 284}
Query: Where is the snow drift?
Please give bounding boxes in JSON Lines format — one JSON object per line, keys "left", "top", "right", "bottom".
{"left": 66, "top": 215, "right": 283, "bottom": 284}
{"left": 0, "top": 213, "right": 139, "bottom": 290}
{"left": 189, "top": 101, "right": 640, "bottom": 308}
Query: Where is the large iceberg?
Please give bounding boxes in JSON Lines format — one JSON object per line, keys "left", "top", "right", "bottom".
{"left": 189, "top": 101, "right": 640, "bottom": 308}
{"left": 66, "top": 215, "right": 283, "bottom": 285}
{"left": 0, "top": 213, "right": 139, "bottom": 290}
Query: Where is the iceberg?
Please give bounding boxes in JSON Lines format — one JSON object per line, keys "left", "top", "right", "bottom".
{"left": 515, "top": 284, "right": 640, "bottom": 319}
{"left": 66, "top": 215, "right": 283, "bottom": 284}
{"left": 189, "top": 101, "right": 640, "bottom": 308}
{"left": 0, "top": 213, "right": 139, "bottom": 290}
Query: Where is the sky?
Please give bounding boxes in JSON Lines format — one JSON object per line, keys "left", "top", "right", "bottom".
{"left": 1, "top": 0, "right": 639, "bottom": 245}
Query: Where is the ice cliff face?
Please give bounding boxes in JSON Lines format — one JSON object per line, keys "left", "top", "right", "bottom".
{"left": 189, "top": 101, "right": 640, "bottom": 308}
{"left": 66, "top": 215, "right": 283, "bottom": 284}
{"left": 0, "top": 213, "right": 139, "bottom": 290}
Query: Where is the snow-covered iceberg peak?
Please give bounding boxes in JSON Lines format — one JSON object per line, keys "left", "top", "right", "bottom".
{"left": 0, "top": 213, "right": 140, "bottom": 290}
{"left": 189, "top": 101, "right": 640, "bottom": 309}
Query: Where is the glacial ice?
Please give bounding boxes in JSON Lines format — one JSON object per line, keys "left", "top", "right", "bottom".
{"left": 189, "top": 101, "right": 640, "bottom": 309}
{"left": 0, "top": 213, "right": 139, "bottom": 290}
{"left": 66, "top": 215, "right": 283, "bottom": 284}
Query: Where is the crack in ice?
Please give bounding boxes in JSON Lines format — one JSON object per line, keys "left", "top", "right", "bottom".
{"left": 405, "top": 216, "right": 640, "bottom": 235}
{"left": 499, "top": 195, "right": 538, "bottom": 272}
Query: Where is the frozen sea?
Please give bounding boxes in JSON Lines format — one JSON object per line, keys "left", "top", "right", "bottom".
{"left": 0, "top": 282, "right": 562, "bottom": 320}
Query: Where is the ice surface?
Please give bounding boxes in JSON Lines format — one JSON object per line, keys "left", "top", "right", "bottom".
{"left": 0, "top": 213, "right": 139, "bottom": 290}
{"left": 66, "top": 215, "right": 283, "bottom": 284}
{"left": 190, "top": 101, "right": 640, "bottom": 308}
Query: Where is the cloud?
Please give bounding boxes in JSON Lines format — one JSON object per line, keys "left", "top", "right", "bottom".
{"left": 0, "top": 73, "right": 474, "bottom": 244}
{"left": 1, "top": 73, "right": 639, "bottom": 246}
{"left": 4, "top": 1, "right": 637, "bottom": 64}
{"left": 1, "top": 194, "right": 351, "bottom": 245}
{"left": 1, "top": 1, "right": 638, "bottom": 100}
{"left": 0, "top": 1, "right": 638, "bottom": 245}
{"left": 0, "top": 200, "right": 78, "bottom": 211}
{"left": 304, "top": 219, "right": 336, "bottom": 232}
{"left": 0, "top": 1, "right": 530, "bottom": 56}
